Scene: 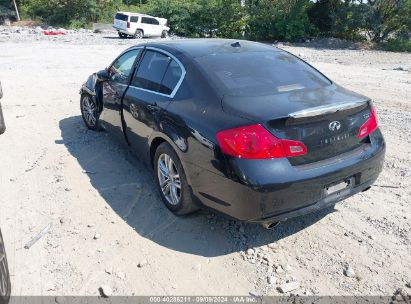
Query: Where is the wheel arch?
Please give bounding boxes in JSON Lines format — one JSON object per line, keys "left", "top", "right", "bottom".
{"left": 148, "top": 132, "right": 192, "bottom": 186}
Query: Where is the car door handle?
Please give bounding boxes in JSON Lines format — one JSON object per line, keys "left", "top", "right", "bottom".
{"left": 147, "top": 104, "right": 160, "bottom": 112}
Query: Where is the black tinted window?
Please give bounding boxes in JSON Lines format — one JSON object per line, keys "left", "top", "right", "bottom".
{"left": 141, "top": 17, "right": 150, "bottom": 24}
{"left": 130, "top": 16, "right": 139, "bottom": 23}
{"left": 151, "top": 18, "right": 159, "bottom": 25}
{"left": 133, "top": 51, "right": 171, "bottom": 93}
{"left": 115, "top": 13, "right": 128, "bottom": 21}
{"left": 160, "top": 60, "right": 183, "bottom": 95}
{"left": 196, "top": 51, "right": 331, "bottom": 96}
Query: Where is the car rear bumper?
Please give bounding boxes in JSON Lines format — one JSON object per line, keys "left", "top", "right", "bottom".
{"left": 113, "top": 26, "right": 133, "bottom": 35}
{"left": 189, "top": 129, "right": 385, "bottom": 222}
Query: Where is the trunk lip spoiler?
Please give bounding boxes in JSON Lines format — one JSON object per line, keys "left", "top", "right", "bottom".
{"left": 288, "top": 100, "right": 368, "bottom": 119}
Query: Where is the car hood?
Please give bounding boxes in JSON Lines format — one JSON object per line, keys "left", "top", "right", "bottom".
{"left": 221, "top": 84, "right": 370, "bottom": 122}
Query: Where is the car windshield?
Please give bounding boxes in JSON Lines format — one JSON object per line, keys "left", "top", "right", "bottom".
{"left": 195, "top": 51, "right": 332, "bottom": 97}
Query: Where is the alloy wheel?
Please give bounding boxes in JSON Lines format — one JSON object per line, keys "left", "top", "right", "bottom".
{"left": 82, "top": 95, "right": 97, "bottom": 127}
{"left": 157, "top": 153, "right": 181, "bottom": 205}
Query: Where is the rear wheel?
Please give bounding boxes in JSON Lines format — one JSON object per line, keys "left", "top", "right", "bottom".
{"left": 134, "top": 29, "right": 143, "bottom": 39}
{"left": 118, "top": 32, "right": 127, "bottom": 39}
{"left": 154, "top": 143, "right": 198, "bottom": 215}
{"left": 80, "top": 93, "right": 100, "bottom": 131}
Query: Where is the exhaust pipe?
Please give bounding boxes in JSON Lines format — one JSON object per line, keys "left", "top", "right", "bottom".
{"left": 261, "top": 221, "right": 280, "bottom": 230}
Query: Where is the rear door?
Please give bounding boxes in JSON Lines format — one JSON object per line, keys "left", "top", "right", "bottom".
{"left": 100, "top": 48, "right": 142, "bottom": 138}
{"left": 122, "top": 48, "right": 184, "bottom": 163}
{"left": 114, "top": 13, "right": 129, "bottom": 31}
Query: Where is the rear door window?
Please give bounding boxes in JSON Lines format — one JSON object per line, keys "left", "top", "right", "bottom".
{"left": 132, "top": 50, "right": 183, "bottom": 95}
{"left": 160, "top": 60, "right": 183, "bottom": 95}
{"left": 196, "top": 51, "right": 331, "bottom": 96}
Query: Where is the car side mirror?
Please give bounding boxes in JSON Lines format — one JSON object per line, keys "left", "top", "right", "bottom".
{"left": 96, "top": 69, "right": 110, "bottom": 82}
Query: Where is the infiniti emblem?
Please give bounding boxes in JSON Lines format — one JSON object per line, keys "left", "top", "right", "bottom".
{"left": 329, "top": 121, "right": 342, "bottom": 132}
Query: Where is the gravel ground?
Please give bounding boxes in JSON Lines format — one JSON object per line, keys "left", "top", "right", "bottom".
{"left": 0, "top": 27, "right": 410, "bottom": 297}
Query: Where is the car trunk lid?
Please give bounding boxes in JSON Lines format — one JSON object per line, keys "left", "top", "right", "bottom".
{"left": 222, "top": 85, "right": 372, "bottom": 165}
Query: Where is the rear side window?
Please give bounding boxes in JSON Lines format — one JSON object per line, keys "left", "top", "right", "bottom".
{"left": 141, "top": 17, "right": 151, "bottom": 24}
{"left": 130, "top": 16, "right": 139, "bottom": 23}
{"left": 115, "top": 13, "right": 128, "bottom": 22}
{"left": 132, "top": 50, "right": 183, "bottom": 95}
{"left": 196, "top": 51, "right": 331, "bottom": 96}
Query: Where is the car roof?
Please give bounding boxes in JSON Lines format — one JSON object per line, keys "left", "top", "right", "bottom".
{"left": 139, "top": 39, "right": 281, "bottom": 58}
{"left": 116, "top": 11, "right": 152, "bottom": 17}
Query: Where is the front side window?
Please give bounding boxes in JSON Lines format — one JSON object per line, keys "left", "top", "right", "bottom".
{"left": 132, "top": 50, "right": 183, "bottom": 95}
{"left": 109, "top": 49, "right": 141, "bottom": 85}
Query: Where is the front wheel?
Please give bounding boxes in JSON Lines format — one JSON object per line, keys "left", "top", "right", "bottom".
{"left": 154, "top": 143, "right": 198, "bottom": 215}
{"left": 80, "top": 93, "right": 100, "bottom": 131}
{"left": 134, "top": 30, "right": 143, "bottom": 39}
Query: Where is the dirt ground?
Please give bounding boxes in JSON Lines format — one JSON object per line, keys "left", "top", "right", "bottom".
{"left": 0, "top": 30, "right": 410, "bottom": 297}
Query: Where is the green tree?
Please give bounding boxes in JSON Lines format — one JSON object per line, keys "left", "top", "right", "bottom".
{"left": 245, "top": 0, "right": 313, "bottom": 41}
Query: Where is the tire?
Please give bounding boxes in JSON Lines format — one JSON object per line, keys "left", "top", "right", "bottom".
{"left": 161, "top": 30, "right": 168, "bottom": 38}
{"left": 0, "top": 230, "right": 11, "bottom": 304}
{"left": 80, "top": 93, "right": 100, "bottom": 131}
{"left": 118, "top": 32, "right": 127, "bottom": 39}
{"left": 134, "top": 29, "right": 143, "bottom": 39}
{"left": 154, "top": 142, "right": 198, "bottom": 215}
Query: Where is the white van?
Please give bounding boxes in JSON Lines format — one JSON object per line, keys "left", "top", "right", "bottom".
{"left": 113, "top": 12, "right": 169, "bottom": 39}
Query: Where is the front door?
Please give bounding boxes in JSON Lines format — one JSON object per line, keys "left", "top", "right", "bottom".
{"left": 100, "top": 48, "right": 142, "bottom": 138}
{"left": 122, "top": 49, "right": 184, "bottom": 163}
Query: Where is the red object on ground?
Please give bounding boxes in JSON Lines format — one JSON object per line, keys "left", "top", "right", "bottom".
{"left": 43, "top": 31, "right": 66, "bottom": 36}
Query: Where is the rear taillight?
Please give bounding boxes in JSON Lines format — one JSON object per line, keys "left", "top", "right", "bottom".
{"left": 358, "top": 107, "right": 378, "bottom": 139}
{"left": 127, "top": 22, "right": 131, "bottom": 28}
{"left": 216, "top": 124, "right": 307, "bottom": 159}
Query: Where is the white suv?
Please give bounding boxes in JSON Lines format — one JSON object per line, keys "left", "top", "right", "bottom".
{"left": 113, "top": 12, "right": 169, "bottom": 39}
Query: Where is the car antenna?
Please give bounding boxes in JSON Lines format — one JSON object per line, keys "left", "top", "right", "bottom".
{"left": 231, "top": 41, "right": 241, "bottom": 48}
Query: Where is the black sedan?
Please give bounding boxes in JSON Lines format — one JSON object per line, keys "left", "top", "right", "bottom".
{"left": 80, "top": 39, "right": 385, "bottom": 228}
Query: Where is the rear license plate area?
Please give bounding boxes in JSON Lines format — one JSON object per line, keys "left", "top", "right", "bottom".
{"left": 325, "top": 178, "right": 353, "bottom": 196}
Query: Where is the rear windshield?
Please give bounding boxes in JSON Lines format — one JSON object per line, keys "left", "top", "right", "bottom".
{"left": 195, "top": 51, "right": 331, "bottom": 96}
{"left": 115, "top": 13, "right": 128, "bottom": 21}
